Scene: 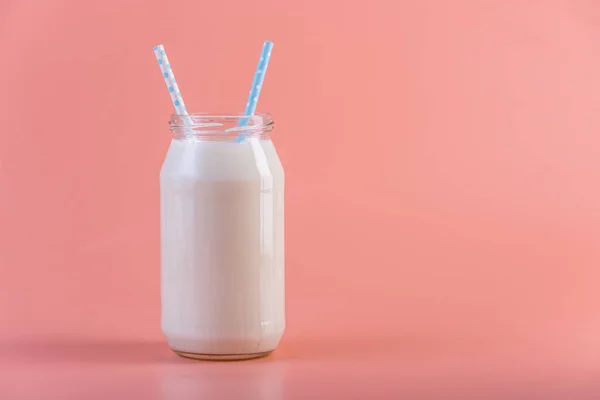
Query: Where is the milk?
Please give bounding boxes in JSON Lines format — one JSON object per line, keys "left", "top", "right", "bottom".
{"left": 160, "top": 138, "right": 285, "bottom": 358}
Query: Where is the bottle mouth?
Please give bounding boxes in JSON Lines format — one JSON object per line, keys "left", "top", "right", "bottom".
{"left": 169, "top": 113, "right": 274, "bottom": 140}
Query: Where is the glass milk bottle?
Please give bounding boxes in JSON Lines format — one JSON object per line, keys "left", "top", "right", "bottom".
{"left": 160, "top": 113, "right": 285, "bottom": 360}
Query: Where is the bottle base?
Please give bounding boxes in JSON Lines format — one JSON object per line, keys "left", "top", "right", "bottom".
{"left": 164, "top": 331, "right": 283, "bottom": 360}
{"left": 173, "top": 349, "right": 273, "bottom": 361}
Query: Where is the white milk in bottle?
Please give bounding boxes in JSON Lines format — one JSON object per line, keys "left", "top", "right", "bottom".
{"left": 160, "top": 114, "right": 284, "bottom": 360}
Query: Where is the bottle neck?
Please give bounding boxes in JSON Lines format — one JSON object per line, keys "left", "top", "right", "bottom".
{"left": 169, "top": 113, "right": 274, "bottom": 141}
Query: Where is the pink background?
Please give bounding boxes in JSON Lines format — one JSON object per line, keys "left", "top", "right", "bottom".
{"left": 2, "top": 0, "right": 600, "bottom": 398}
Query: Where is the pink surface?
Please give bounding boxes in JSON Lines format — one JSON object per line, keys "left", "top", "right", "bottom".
{"left": 1, "top": 337, "right": 599, "bottom": 399}
{"left": 2, "top": 0, "right": 600, "bottom": 397}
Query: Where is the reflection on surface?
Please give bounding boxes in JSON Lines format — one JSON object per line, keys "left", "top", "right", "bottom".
{"left": 159, "top": 357, "right": 286, "bottom": 400}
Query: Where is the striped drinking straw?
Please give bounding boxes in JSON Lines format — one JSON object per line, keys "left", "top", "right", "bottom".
{"left": 153, "top": 44, "right": 194, "bottom": 137}
{"left": 153, "top": 45, "right": 188, "bottom": 115}
{"left": 234, "top": 41, "right": 274, "bottom": 142}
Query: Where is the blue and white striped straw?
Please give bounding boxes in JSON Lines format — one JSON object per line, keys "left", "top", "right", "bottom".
{"left": 234, "top": 41, "right": 274, "bottom": 142}
{"left": 153, "top": 44, "right": 188, "bottom": 116}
